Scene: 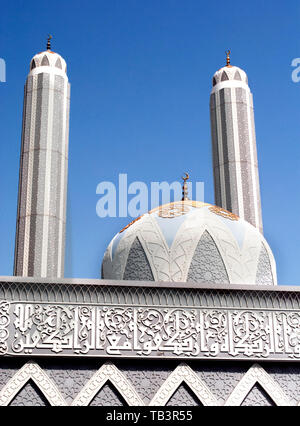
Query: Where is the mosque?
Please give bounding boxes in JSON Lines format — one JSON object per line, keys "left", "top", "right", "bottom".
{"left": 0, "top": 40, "right": 299, "bottom": 406}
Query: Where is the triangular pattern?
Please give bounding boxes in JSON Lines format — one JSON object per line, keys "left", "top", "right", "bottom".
{"left": 234, "top": 70, "right": 242, "bottom": 80}
{"left": 255, "top": 243, "right": 274, "bottom": 285}
{"left": 241, "top": 383, "right": 275, "bottom": 406}
{"left": 149, "top": 363, "right": 218, "bottom": 406}
{"left": 123, "top": 236, "right": 154, "bottom": 281}
{"left": 224, "top": 364, "right": 290, "bottom": 406}
{"left": 89, "top": 382, "right": 126, "bottom": 406}
{"left": 41, "top": 55, "right": 50, "bottom": 66}
{"left": 0, "top": 362, "right": 66, "bottom": 406}
{"left": 221, "top": 71, "right": 229, "bottom": 81}
{"left": 9, "top": 379, "right": 50, "bottom": 406}
{"left": 187, "top": 230, "right": 229, "bottom": 284}
{"left": 55, "top": 58, "right": 62, "bottom": 69}
{"left": 71, "top": 362, "right": 144, "bottom": 406}
{"left": 166, "top": 383, "right": 203, "bottom": 406}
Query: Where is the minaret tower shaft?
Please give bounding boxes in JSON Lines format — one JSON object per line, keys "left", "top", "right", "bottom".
{"left": 210, "top": 51, "right": 263, "bottom": 233}
{"left": 14, "top": 37, "right": 70, "bottom": 277}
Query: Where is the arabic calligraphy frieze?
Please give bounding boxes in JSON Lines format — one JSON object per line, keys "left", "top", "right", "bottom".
{"left": 1, "top": 301, "right": 300, "bottom": 360}
{"left": 0, "top": 301, "right": 9, "bottom": 354}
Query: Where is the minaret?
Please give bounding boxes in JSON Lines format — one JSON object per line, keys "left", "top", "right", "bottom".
{"left": 14, "top": 36, "right": 70, "bottom": 277}
{"left": 210, "top": 51, "right": 263, "bottom": 233}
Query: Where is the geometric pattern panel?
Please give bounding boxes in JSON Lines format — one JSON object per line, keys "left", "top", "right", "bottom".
{"left": 89, "top": 382, "right": 126, "bottom": 406}
{"left": 149, "top": 363, "right": 219, "bottom": 406}
{"left": 121, "top": 366, "right": 172, "bottom": 405}
{"left": 123, "top": 237, "right": 154, "bottom": 281}
{"left": 224, "top": 364, "right": 290, "bottom": 406}
{"left": 255, "top": 243, "right": 274, "bottom": 285}
{"left": 241, "top": 383, "right": 275, "bottom": 406}
{"left": 166, "top": 383, "right": 202, "bottom": 406}
{"left": 9, "top": 380, "right": 50, "bottom": 406}
{"left": 187, "top": 231, "right": 229, "bottom": 284}
{"left": 0, "top": 361, "right": 298, "bottom": 406}
{"left": 71, "top": 362, "right": 144, "bottom": 406}
{"left": 193, "top": 366, "right": 246, "bottom": 404}
{"left": 0, "top": 362, "right": 66, "bottom": 406}
{"left": 44, "top": 366, "right": 97, "bottom": 405}
{"left": 266, "top": 365, "right": 300, "bottom": 406}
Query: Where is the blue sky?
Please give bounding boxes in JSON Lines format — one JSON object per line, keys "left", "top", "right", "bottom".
{"left": 0, "top": 0, "right": 299, "bottom": 284}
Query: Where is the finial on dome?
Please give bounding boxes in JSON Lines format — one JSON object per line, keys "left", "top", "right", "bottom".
{"left": 181, "top": 172, "right": 189, "bottom": 201}
{"left": 47, "top": 34, "right": 52, "bottom": 51}
{"left": 226, "top": 49, "right": 231, "bottom": 66}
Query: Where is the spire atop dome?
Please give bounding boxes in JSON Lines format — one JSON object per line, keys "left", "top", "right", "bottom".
{"left": 226, "top": 49, "right": 231, "bottom": 66}
{"left": 47, "top": 34, "right": 52, "bottom": 51}
{"left": 181, "top": 172, "right": 189, "bottom": 201}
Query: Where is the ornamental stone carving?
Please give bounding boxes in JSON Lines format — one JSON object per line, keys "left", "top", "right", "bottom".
{"left": 0, "top": 360, "right": 296, "bottom": 406}
{"left": 149, "top": 363, "right": 218, "bottom": 406}
{"left": 0, "top": 301, "right": 9, "bottom": 355}
{"left": 224, "top": 364, "right": 291, "bottom": 406}
{"left": 0, "top": 362, "right": 66, "bottom": 406}
{"left": 71, "top": 362, "right": 144, "bottom": 406}
{"left": 2, "top": 302, "right": 300, "bottom": 361}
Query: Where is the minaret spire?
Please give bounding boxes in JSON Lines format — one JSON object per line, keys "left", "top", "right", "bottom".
{"left": 181, "top": 172, "right": 189, "bottom": 201}
{"left": 47, "top": 34, "right": 52, "bottom": 51}
{"left": 226, "top": 49, "right": 231, "bottom": 66}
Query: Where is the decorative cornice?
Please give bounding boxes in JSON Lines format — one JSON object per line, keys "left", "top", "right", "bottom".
{"left": 0, "top": 277, "right": 300, "bottom": 310}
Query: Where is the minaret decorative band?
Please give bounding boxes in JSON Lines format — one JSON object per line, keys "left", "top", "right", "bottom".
{"left": 210, "top": 63, "right": 263, "bottom": 233}
{"left": 14, "top": 49, "right": 70, "bottom": 278}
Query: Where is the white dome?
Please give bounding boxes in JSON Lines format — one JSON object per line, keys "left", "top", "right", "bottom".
{"left": 212, "top": 65, "right": 248, "bottom": 87}
{"left": 101, "top": 200, "right": 277, "bottom": 286}
{"left": 29, "top": 50, "right": 67, "bottom": 75}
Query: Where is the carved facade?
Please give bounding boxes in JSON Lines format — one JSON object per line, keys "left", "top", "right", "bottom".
{"left": 0, "top": 277, "right": 299, "bottom": 406}
{"left": 6, "top": 42, "right": 292, "bottom": 407}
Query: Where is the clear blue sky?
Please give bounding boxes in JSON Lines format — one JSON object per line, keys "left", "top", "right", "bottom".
{"left": 0, "top": 0, "right": 299, "bottom": 285}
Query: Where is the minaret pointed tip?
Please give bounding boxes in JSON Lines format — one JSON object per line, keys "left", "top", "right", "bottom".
{"left": 226, "top": 49, "right": 231, "bottom": 66}
{"left": 181, "top": 172, "right": 190, "bottom": 201}
{"left": 47, "top": 34, "right": 52, "bottom": 51}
